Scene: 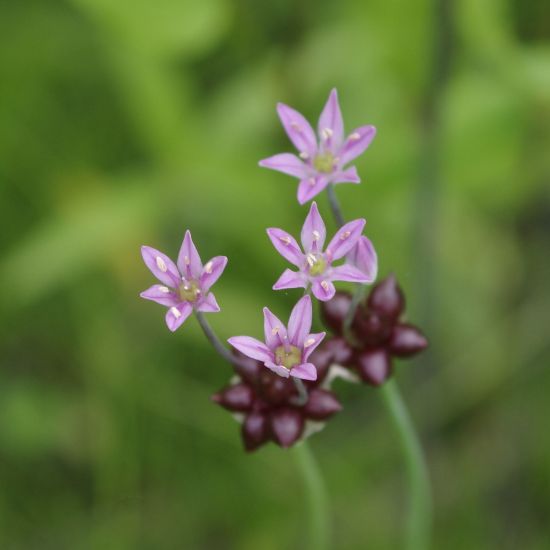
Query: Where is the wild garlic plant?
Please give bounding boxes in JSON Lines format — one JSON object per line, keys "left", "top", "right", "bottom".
{"left": 140, "top": 89, "right": 431, "bottom": 550}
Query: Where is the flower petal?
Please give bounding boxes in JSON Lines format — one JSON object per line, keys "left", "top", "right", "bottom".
{"left": 165, "top": 302, "right": 192, "bottom": 332}
{"left": 297, "top": 176, "right": 330, "bottom": 205}
{"left": 177, "top": 230, "right": 202, "bottom": 279}
{"left": 228, "top": 336, "right": 273, "bottom": 363}
{"left": 301, "top": 201, "right": 326, "bottom": 252}
{"left": 329, "top": 264, "right": 371, "bottom": 283}
{"left": 312, "top": 279, "right": 336, "bottom": 301}
{"left": 266, "top": 228, "right": 304, "bottom": 267}
{"left": 141, "top": 246, "right": 180, "bottom": 287}
{"left": 258, "top": 153, "right": 308, "bottom": 178}
{"left": 263, "top": 308, "right": 288, "bottom": 349}
{"left": 332, "top": 165, "right": 360, "bottom": 184}
{"left": 265, "top": 361, "right": 291, "bottom": 378}
{"left": 290, "top": 363, "right": 317, "bottom": 381}
{"left": 303, "top": 332, "right": 326, "bottom": 361}
{"left": 325, "top": 218, "right": 366, "bottom": 261}
{"left": 287, "top": 295, "right": 312, "bottom": 347}
{"left": 347, "top": 235, "right": 378, "bottom": 282}
{"left": 196, "top": 292, "right": 220, "bottom": 313}
{"left": 340, "top": 125, "right": 376, "bottom": 165}
{"left": 140, "top": 284, "right": 178, "bottom": 307}
{"left": 318, "top": 88, "right": 344, "bottom": 150}
{"left": 200, "top": 256, "right": 228, "bottom": 292}
{"left": 276, "top": 102, "right": 317, "bottom": 157}
{"left": 273, "top": 269, "right": 307, "bottom": 291}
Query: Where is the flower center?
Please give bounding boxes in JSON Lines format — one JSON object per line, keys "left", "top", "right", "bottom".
{"left": 274, "top": 345, "right": 302, "bottom": 370}
{"left": 306, "top": 253, "right": 327, "bottom": 276}
{"left": 178, "top": 279, "right": 201, "bottom": 302}
{"left": 313, "top": 152, "right": 335, "bottom": 173}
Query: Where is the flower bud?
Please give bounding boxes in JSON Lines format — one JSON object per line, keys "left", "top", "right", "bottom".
{"left": 232, "top": 350, "right": 262, "bottom": 385}
{"left": 258, "top": 370, "right": 295, "bottom": 405}
{"left": 367, "top": 274, "right": 405, "bottom": 320}
{"left": 242, "top": 411, "right": 269, "bottom": 452}
{"left": 352, "top": 307, "right": 393, "bottom": 347}
{"left": 389, "top": 324, "right": 428, "bottom": 357}
{"left": 211, "top": 383, "right": 254, "bottom": 412}
{"left": 320, "top": 291, "right": 353, "bottom": 334}
{"left": 356, "top": 349, "right": 392, "bottom": 386}
{"left": 304, "top": 389, "right": 343, "bottom": 420}
{"left": 270, "top": 408, "right": 305, "bottom": 448}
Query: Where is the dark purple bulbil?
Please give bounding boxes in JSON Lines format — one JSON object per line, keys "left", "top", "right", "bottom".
{"left": 212, "top": 350, "right": 342, "bottom": 452}
{"left": 320, "top": 275, "right": 428, "bottom": 386}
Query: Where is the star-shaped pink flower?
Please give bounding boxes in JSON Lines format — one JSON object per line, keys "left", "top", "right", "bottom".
{"left": 259, "top": 88, "right": 376, "bottom": 204}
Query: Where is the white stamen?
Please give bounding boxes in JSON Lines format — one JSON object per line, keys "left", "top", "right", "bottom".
{"left": 309, "top": 178, "right": 316, "bottom": 186}
{"left": 204, "top": 261, "right": 213, "bottom": 274}
{"left": 321, "top": 127, "right": 333, "bottom": 140}
{"left": 299, "top": 151, "right": 309, "bottom": 160}
{"left": 340, "top": 231, "right": 351, "bottom": 240}
{"left": 184, "top": 255, "right": 190, "bottom": 266}
{"left": 304, "top": 338, "right": 316, "bottom": 348}
{"left": 312, "top": 230, "right": 321, "bottom": 241}
{"left": 321, "top": 280, "right": 329, "bottom": 291}
{"left": 271, "top": 326, "right": 280, "bottom": 335}
{"left": 279, "top": 235, "right": 291, "bottom": 246}
{"left": 349, "top": 132, "right": 361, "bottom": 141}
{"left": 170, "top": 307, "right": 181, "bottom": 319}
{"left": 333, "top": 156, "right": 340, "bottom": 164}
{"left": 156, "top": 256, "right": 168, "bottom": 272}
{"left": 306, "top": 253, "right": 316, "bottom": 267}
{"left": 158, "top": 286, "right": 170, "bottom": 293}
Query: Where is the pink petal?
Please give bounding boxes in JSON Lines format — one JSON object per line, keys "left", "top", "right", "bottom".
{"left": 340, "top": 125, "right": 376, "bottom": 165}
{"left": 347, "top": 235, "right": 378, "bottom": 282}
{"left": 200, "top": 256, "right": 228, "bottom": 292}
{"left": 177, "top": 230, "right": 202, "bottom": 279}
{"left": 165, "top": 302, "right": 192, "bottom": 332}
{"left": 303, "top": 332, "right": 326, "bottom": 361}
{"left": 265, "top": 361, "right": 291, "bottom": 378}
{"left": 300, "top": 201, "right": 326, "bottom": 252}
{"left": 140, "top": 284, "right": 178, "bottom": 307}
{"left": 276, "top": 102, "right": 317, "bottom": 157}
{"left": 312, "top": 280, "right": 336, "bottom": 301}
{"left": 332, "top": 165, "right": 360, "bottom": 184}
{"left": 325, "top": 218, "right": 366, "bottom": 261}
{"left": 266, "top": 228, "right": 304, "bottom": 267}
{"left": 228, "top": 336, "right": 273, "bottom": 363}
{"left": 288, "top": 295, "right": 312, "bottom": 347}
{"left": 141, "top": 246, "right": 180, "bottom": 287}
{"left": 263, "top": 308, "right": 288, "bottom": 349}
{"left": 297, "top": 176, "right": 330, "bottom": 205}
{"left": 290, "top": 363, "right": 317, "bottom": 381}
{"left": 330, "top": 264, "right": 370, "bottom": 283}
{"left": 196, "top": 292, "right": 220, "bottom": 313}
{"left": 258, "top": 153, "right": 308, "bottom": 179}
{"left": 318, "top": 88, "right": 344, "bottom": 150}
{"left": 273, "top": 269, "right": 307, "bottom": 291}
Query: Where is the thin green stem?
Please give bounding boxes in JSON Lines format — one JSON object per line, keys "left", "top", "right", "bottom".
{"left": 380, "top": 380, "right": 432, "bottom": 550}
{"left": 326, "top": 184, "right": 345, "bottom": 228}
{"left": 293, "top": 441, "right": 330, "bottom": 550}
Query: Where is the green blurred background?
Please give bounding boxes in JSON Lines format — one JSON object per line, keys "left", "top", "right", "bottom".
{"left": 1, "top": 0, "right": 549, "bottom": 548}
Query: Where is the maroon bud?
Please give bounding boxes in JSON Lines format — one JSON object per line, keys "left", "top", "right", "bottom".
{"left": 307, "top": 343, "right": 334, "bottom": 382}
{"left": 352, "top": 307, "right": 393, "bottom": 347}
{"left": 356, "top": 349, "right": 393, "bottom": 386}
{"left": 389, "top": 324, "right": 428, "bottom": 357}
{"left": 258, "top": 370, "right": 295, "bottom": 405}
{"left": 324, "top": 336, "right": 354, "bottom": 366}
{"left": 211, "top": 383, "right": 254, "bottom": 412}
{"left": 270, "top": 408, "right": 305, "bottom": 448}
{"left": 233, "top": 350, "right": 262, "bottom": 385}
{"left": 367, "top": 274, "right": 405, "bottom": 320}
{"left": 320, "top": 291, "right": 353, "bottom": 334}
{"left": 242, "top": 411, "right": 269, "bottom": 452}
{"left": 304, "top": 389, "right": 343, "bottom": 420}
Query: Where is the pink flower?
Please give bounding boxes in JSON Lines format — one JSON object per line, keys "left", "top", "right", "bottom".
{"left": 140, "top": 231, "right": 227, "bottom": 331}
{"left": 259, "top": 89, "right": 376, "bottom": 204}
{"left": 228, "top": 295, "right": 325, "bottom": 381}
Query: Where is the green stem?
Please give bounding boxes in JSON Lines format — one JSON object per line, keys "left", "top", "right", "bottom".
{"left": 293, "top": 441, "right": 330, "bottom": 550}
{"left": 380, "top": 380, "right": 432, "bottom": 550}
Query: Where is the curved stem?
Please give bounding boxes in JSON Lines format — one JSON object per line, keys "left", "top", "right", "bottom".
{"left": 326, "top": 184, "right": 345, "bottom": 228}
{"left": 380, "top": 380, "right": 432, "bottom": 550}
{"left": 293, "top": 378, "right": 309, "bottom": 406}
{"left": 293, "top": 441, "right": 330, "bottom": 550}
{"left": 194, "top": 311, "right": 244, "bottom": 370}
